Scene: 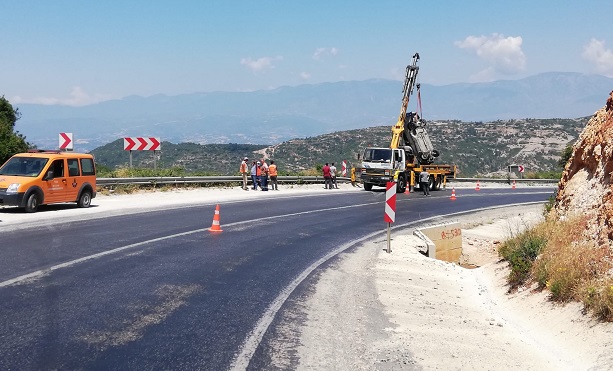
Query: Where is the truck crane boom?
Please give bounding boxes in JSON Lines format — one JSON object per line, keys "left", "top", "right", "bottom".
{"left": 361, "top": 52, "right": 455, "bottom": 193}
{"left": 390, "top": 53, "right": 420, "bottom": 149}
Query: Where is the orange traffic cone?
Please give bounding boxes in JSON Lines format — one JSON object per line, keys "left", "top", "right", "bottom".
{"left": 208, "top": 204, "right": 223, "bottom": 232}
{"left": 475, "top": 180, "right": 481, "bottom": 191}
{"left": 404, "top": 185, "right": 410, "bottom": 194}
{"left": 450, "top": 187, "right": 457, "bottom": 201}
{"left": 512, "top": 179, "right": 516, "bottom": 189}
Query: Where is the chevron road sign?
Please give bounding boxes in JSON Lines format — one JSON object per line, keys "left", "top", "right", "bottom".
{"left": 59, "top": 132, "right": 73, "bottom": 150}
{"left": 123, "top": 137, "right": 161, "bottom": 151}
{"left": 384, "top": 181, "right": 397, "bottom": 253}
{"left": 385, "top": 181, "right": 396, "bottom": 223}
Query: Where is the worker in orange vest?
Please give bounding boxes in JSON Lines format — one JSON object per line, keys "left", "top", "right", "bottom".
{"left": 269, "top": 160, "right": 279, "bottom": 190}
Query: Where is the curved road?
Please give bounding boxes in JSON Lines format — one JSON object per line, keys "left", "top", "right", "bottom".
{"left": 0, "top": 187, "right": 554, "bottom": 370}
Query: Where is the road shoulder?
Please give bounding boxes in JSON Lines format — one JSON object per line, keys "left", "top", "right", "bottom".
{"left": 294, "top": 204, "right": 613, "bottom": 370}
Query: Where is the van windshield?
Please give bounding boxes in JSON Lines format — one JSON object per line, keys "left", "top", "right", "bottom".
{"left": 362, "top": 148, "right": 392, "bottom": 163}
{"left": 0, "top": 157, "right": 49, "bottom": 177}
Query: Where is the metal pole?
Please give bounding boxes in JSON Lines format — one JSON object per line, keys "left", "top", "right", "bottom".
{"left": 129, "top": 150, "right": 133, "bottom": 168}
{"left": 153, "top": 151, "right": 157, "bottom": 170}
{"left": 387, "top": 223, "right": 392, "bottom": 253}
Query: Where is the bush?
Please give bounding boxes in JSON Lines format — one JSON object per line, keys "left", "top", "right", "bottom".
{"left": 499, "top": 229, "right": 547, "bottom": 289}
{"left": 503, "top": 214, "right": 613, "bottom": 321}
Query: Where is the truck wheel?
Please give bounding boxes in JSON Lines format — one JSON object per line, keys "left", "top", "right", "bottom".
{"left": 364, "top": 183, "right": 373, "bottom": 191}
{"left": 78, "top": 190, "right": 92, "bottom": 208}
{"left": 25, "top": 193, "right": 40, "bottom": 213}
{"left": 396, "top": 177, "right": 406, "bottom": 193}
{"left": 428, "top": 175, "right": 436, "bottom": 191}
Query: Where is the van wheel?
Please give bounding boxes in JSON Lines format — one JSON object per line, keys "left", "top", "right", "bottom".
{"left": 25, "top": 193, "right": 40, "bottom": 213}
{"left": 78, "top": 191, "right": 92, "bottom": 208}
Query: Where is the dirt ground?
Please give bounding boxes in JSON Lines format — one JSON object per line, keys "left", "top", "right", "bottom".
{"left": 289, "top": 204, "right": 613, "bottom": 370}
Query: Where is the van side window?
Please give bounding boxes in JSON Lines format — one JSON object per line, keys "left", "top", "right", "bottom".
{"left": 51, "top": 159, "right": 64, "bottom": 178}
{"left": 68, "top": 159, "right": 80, "bottom": 176}
{"left": 80, "top": 158, "right": 95, "bottom": 176}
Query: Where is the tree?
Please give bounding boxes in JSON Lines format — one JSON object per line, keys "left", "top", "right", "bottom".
{"left": 558, "top": 144, "right": 573, "bottom": 169}
{"left": 0, "top": 96, "right": 29, "bottom": 164}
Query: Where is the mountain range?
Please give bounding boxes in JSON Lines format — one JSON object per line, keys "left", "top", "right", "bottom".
{"left": 14, "top": 72, "right": 613, "bottom": 152}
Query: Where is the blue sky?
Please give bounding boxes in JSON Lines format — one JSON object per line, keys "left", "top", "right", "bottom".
{"left": 2, "top": 0, "right": 612, "bottom": 106}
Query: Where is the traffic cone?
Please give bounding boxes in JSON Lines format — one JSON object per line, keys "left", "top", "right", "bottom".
{"left": 450, "top": 187, "right": 457, "bottom": 201}
{"left": 512, "top": 179, "right": 516, "bottom": 189}
{"left": 404, "top": 185, "right": 410, "bottom": 194}
{"left": 208, "top": 204, "right": 223, "bottom": 232}
{"left": 475, "top": 180, "right": 481, "bottom": 191}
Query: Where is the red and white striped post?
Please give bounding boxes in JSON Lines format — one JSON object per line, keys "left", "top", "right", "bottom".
{"left": 385, "top": 181, "right": 396, "bottom": 253}
{"left": 341, "top": 160, "right": 347, "bottom": 177}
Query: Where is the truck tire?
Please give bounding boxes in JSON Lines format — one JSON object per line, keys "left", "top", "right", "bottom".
{"left": 432, "top": 176, "right": 442, "bottom": 191}
{"left": 396, "top": 176, "right": 407, "bottom": 193}
{"left": 364, "top": 183, "right": 373, "bottom": 191}
{"left": 428, "top": 175, "right": 436, "bottom": 191}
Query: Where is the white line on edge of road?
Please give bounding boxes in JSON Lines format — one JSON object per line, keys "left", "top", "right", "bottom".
{"left": 228, "top": 201, "right": 547, "bottom": 370}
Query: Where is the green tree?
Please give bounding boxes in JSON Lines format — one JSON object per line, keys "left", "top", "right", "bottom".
{"left": 0, "top": 96, "right": 29, "bottom": 164}
{"left": 558, "top": 144, "right": 573, "bottom": 169}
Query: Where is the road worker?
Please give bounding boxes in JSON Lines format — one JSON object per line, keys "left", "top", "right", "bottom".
{"left": 252, "top": 161, "right": 260, "bottom": 190}
{"left": 259, "top": 159, "right": 269, "bottom": 191}
{"left": 351, "top": 167, "right": 360, "bottom": 187}
{"left": 269, "top": 160, "right": 279, "bottom": 190}
{"left": 239, "top": 157, "right": 249, "bottom": 190}
{"left": 322, "top": 163, "right": 332, "bottom": 189}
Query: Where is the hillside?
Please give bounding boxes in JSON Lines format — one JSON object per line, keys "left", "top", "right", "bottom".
{"left": 91, "top": 117, "right": 588, "bottom": 177}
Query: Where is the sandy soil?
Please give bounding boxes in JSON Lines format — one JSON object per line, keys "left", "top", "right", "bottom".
{"left": 2, "top": 183, "right": 611, "bottom": 370}
{"left": 293, "top": 204, "right": 613, "bottom": 370}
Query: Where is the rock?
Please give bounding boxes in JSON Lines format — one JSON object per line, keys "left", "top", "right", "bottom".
{"left": 553, "top": 91, "right": 613, "bottom": 245}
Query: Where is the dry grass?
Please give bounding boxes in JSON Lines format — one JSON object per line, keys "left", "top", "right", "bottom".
{"left": 499, "top": 215, "right": 613, "bottom": 321}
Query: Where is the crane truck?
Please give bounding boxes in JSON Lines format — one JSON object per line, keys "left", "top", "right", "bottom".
{"left": 360, "top": 53, "right": 456, "bottom": 193}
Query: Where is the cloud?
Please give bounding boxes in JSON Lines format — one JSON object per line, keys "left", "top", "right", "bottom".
{"left": 240, "top": 56, "right": 283, "bottom": 72}
{"left": 300, "top": 72, "right": 311, "bottom": 80}
{"left": 455, "top": 33, "right": 526, "bottom": 80}
{"left": 582, "top": 39, "right": 613, "bottom": 76}
{"left": 11, "top": 86, "right": 112, "bottom": 106}
{"left": 313, "top": 47, "right": 339, "bottom": 60}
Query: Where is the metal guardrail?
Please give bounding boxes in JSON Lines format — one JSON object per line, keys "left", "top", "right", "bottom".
{"left": 97, "top": 176, "right": 352, "bottom": 187}
{"left": 96, "top": 176, "right": 558, "bottom": 187}
{"left": 451, "top": 177, "right": 559, "bottom": 184}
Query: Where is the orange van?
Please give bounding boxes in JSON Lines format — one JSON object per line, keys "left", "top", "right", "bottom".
{"left": 0, "top": 150, "right": 96, "bottom": 212}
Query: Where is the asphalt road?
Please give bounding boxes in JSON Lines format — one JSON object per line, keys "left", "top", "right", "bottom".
{"left": 0, "top": 187, "right": 555, "bottom": 370}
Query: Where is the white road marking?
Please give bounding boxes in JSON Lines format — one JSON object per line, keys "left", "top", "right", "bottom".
{"left": 229, "top": 201, "right": 547, "bottom": 370}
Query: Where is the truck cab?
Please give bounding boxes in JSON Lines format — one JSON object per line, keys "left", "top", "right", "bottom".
{"left": 360, "top": 147, "right": 408, "bottom": 193}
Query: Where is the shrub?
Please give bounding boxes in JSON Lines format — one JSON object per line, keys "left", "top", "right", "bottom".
{"left": 499, "top": 228, "right": 547, "bottom": 289}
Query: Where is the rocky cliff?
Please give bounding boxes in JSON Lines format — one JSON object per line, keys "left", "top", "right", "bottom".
{"left": 554, "top": 91, "right": 613, "bottom": 245}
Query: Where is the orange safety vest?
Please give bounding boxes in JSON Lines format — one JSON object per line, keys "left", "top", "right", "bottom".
{"left": 256, "top": 165, "right": 262, "bottom": 176}
{"left": 268, "top": 164, "right": 278, "bottom": 176}
{"left": 240, "top": 161, "right": 247, "bottom": 173}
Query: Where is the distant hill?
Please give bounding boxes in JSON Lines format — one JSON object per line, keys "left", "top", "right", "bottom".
{"left": 16, "top": 72, "right": 612, "bottom": 152}
{"left": 91, "top": 117, "right": 589, "bottom": 177}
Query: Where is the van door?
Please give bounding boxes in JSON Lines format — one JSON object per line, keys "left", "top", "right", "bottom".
{"left": 42, "top": 159, "right": 67, "bottom": 203}
{"left": 66, "top": 158, "right": 81, "bottom": 202}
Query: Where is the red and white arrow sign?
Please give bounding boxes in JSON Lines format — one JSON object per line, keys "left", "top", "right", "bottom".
{"left": 341, "top": 160, "right": 347, "bottom": 177}
{"left": 59, "top": 132, "right": 73, "bottom": 150}
{"left": 384, "top": 181, "right": 396, "bottom": 223}
{"left": 124, "top": 137, "right": 161, "bottom": 151}
{"left": 518, "top": 165, "right": 525, "bottom": 173}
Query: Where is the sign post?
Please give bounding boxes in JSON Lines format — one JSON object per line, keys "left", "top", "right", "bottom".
{"left": 341, "top": 160, "right": 347, "bottom": 177}
{"left": 384, "top": 181, "right": 397, "bottom": 253}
